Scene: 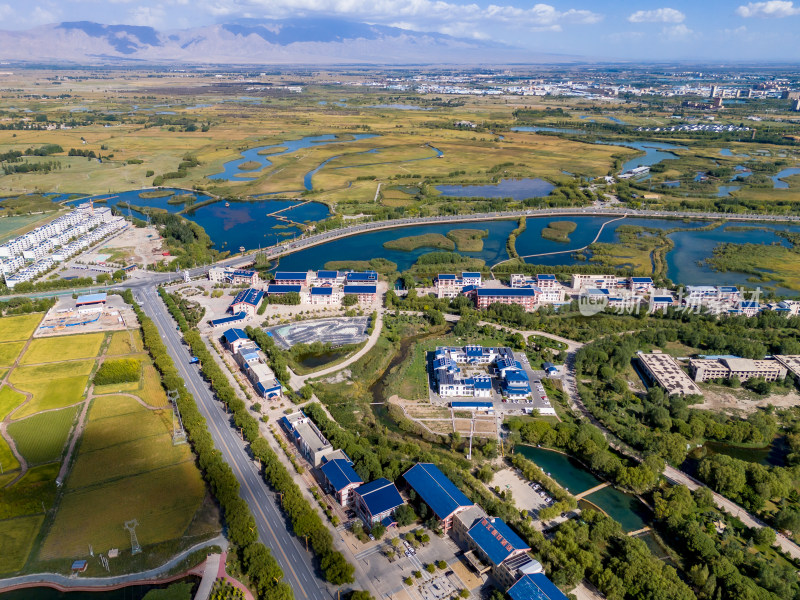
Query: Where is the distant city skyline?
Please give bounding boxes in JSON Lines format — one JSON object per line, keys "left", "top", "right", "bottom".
{"left": 0, "top": 0, "right": 799, "bottom": 61}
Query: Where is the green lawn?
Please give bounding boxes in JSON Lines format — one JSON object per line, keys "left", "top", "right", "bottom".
{"left": 20, "top": 332, "right": 104, "bottom": 364}
{"left": 0, "top": 385, "right": 26, "bottom": 420}
{"left": 0, "top": 341, "right": 24, "bottom": 368}
{"left": 7, "top": 406, "right": 79, "bottom": 465}
{"left": 0, "top": 515, "right": 45, "bottom": 573}
{"left": 0, "top": 314, "right": 42, "bottom": 343}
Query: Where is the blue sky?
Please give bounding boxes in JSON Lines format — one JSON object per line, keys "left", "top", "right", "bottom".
{"left": 1, "top": 0, "right": 799, "bottom": 60}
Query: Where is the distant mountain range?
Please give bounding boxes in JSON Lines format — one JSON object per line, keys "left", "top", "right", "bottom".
{"left": 0, "top": 18, "right": 571, "bottom": 65}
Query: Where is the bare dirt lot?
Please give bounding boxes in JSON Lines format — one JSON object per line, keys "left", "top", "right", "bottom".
{"left": 693, "top": 386, "right": 800, "bottom": 414}
{"left": 34, "top": 295, "right": 137, "bottom": 338}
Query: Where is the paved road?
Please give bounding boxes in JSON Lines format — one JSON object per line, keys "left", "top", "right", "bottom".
{"left": 0, "top": 536, "right": 226, "bottom": 592}
{"left": 138, "top": 286, "right": 333, "bottom": 600}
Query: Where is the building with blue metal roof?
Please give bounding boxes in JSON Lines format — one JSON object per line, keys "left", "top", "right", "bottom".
{"left": 266, "top": 284, "right": 302, "bottom": 295}
{"left": 353, "top": 478, "right": 404, "bottom": 527}
{"left": 222, "top": 328, "right": 251, "bottom": 353}
{"left": 274, "top": 272, "right": 309, "bottom": 284}
{"left": 315, "top": 270, "right": 339, "bottom": 280}
{"left": 229, "top": 288, "right": 264, "bottom": 316}
{"left": 209, "top": 312, "right": 247, "bottom": 327}
{"left": 507, "top": 573, "right": 567, "bottom": 600}
{"left": 346, "top": 271, "right": 377, "bottom": 283}
{"left": 76, "top": 292, "right": 107, "bottom": 306}
{"left": 403, "top": 463, "right": 473, "bottom": 531}
{"left": 342, "top": 285, "right": 377, "bottom": 303}
{"left": 320, "top": 458, "right": 363, "bottom": 507}
{"left": 475, "top": 287, "right": 539, "bottom": 311}
{"left": 467, "top": 517, "right": 530, "bottom": 568}
{"left": 450, "top": 400, "right": 493, "bottom": 411}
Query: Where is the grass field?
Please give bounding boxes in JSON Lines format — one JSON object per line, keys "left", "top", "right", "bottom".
{"left": 0, "top": 214, "right": 61, "bottom": 244}
{"left": 7, "top": 406, "right": 79, "bottom": 465}
{"left": 0, "top": 432, "right": 20, "bottom": 473}
{"left": 93, "top": 362, "right": 168, "bottom": 407}
{"left": 0, "top": 515, "right": 45, "bottom": 573}
{"left": 0, "top": 342, "right": 25, "bottom": 368}
{"left": 383, "top": 233, "right": 455, "bottom": 252}
{"left": 0, "top": 385, "right": 26, "bottom": 420}
{"left": 20, "top": 332, "right": 104, "bottom": 365}
{"left": 0, "top": 314, "right": 42, "bottom": 343}
{"left": 41, "top": 461, "right": 205, "bottom": 559}
{"left": 0, "top": 463, "right": 59, "bottom": 520}
{"left": 9, "top": 360, "right": 94, "bottom": 416}
{"left": 106, "top": 330, "right": 143, "bottom": 355}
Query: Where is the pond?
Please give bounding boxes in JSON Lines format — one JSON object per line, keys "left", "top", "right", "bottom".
{"left": 208, "top": 133, "right": 379, "bottom": 181}
{"left": 515, "top": 445, "right": 650, "bottom": 532}
{"left": 71, "top": 189, "right": 330, "bottom": 252}
{"left": 772, "top": 168, "right": 800, "bottom": 189}
{"left": 703, "top": 437, "right": 788, "bottom": 467}
{"left": 599, "top": 141, "right": 685, "bottom": 174}
{"left": 435, "top": 178, "right": 555, "bottom": 200}
{"left": 296, "top": 349, "right": 349, "bottom": 369}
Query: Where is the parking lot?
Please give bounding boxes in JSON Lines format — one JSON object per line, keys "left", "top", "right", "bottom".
{"left": 265, "top": 316, "right": 370, "bottom": 349}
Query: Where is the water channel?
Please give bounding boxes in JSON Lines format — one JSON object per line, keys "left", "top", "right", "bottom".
{"left": 0, "top": 577, "right": 198, "bottom": 599}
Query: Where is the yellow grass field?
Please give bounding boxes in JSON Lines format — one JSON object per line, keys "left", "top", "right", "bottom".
{"left": 0, "top": 385, "right": 26, "bottom": 420}
{"left": 0, "top": 314, "right": 42, "bottom": 343}
{"left": 40, "top": 462, "right": 205, "bottom": 559}
{"left": 20, "top": 332, "right": 105, "bottom": 365}
{"left": 9, "top": 360, "right": 94, "bottom": 418}
{"left": 40, "top": 394, "right": 205, "bottom": 558}
{"left": 0, "top": 515, "right": 45, "bottom": 573}
{"left": 106, "top": 330, "right": 143, "bottom": 356}
{"left": 0, "top": 342, "right": 25, "bottom": 368}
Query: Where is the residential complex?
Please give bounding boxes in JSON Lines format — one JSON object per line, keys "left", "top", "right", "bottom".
{"left": 432, "top": 346, "right": 532, "bottom": 400}
{"left": 1, "top": 202, "right": 127, "bottom": 287}
{"left": 637, "top": 351, "right": 703, "bottom": 396}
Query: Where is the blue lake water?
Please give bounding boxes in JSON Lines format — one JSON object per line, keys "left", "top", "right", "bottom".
{"left": 0, "top": 577, "right": 199, "bottom": 599}
{"left": 511, "top": 126, "right": 586, "bottom": 135}
{"left": 600, "top": 141, "right": 685, "bottom": 173}
{"left": 717, "top": 185, "right": 740, "bottom": 197}
{"left": 435, "top": 178, "right": 555, "bottom": 200}
{"left": 772, "top": 167, "right": 800, "bottom": 189}
{"left": 606, "top": 116, "right": 626, "bottom": 124}
{"left": 70, "top": 188, "right": 330, "bottom": 252}
{"left": 208, "top": 134, "right": 379, "bottom": 182}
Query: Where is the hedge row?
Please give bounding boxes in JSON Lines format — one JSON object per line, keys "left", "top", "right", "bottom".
{"left": 121, "top": 290, "right": 292, "bottom": 600}
{"left": 159, "top": 288, "right": 355, "bottom": 586}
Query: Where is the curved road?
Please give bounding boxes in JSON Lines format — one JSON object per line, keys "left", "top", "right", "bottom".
{"left": 0, "top": 535, "right": 226, "bottom": 593}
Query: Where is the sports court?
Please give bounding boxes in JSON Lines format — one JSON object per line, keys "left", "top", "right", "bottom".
{"left": 265, "top": 316, "right": 370, "bottom": 349}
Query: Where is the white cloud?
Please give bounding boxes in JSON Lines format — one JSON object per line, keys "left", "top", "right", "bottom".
{"left": 736, "top": 1, "right": 800, "bottom": 17}
{"left": 128, "top": 6, "right": 165, "bottom": 26}
{"left": 30, "top": 5, "right": 59, "bottom": 24}
{"left": 660, "top": 23, "right": 693, "bottom": 39}
{"left": 628, "top": 8, "right": 685, "bottom": 23}
{"left": 0, "top": 4, "right": 14, "bottom": 19}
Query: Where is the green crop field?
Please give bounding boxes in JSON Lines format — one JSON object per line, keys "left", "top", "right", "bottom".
{"left": 0, "top": 463, "right": 59, "bottom": 520}
{"left": 9, "top": 360, "right": 94, "bottom": 418}
{"left": 106, "top": 330, "right": 143, "bottom": 355}
{"left": 20, "top": 332, "right": 105, "bottom": 365}
{"left": 0, "top": 314, "right": 42, "bottom": 343}
{"left": 41, "top": 461, "right": 205, "bottom": 559}
{"left": 7, "top": 406, "right": 79, "bottom": 465}
{"left": 0, "top": 342, "right": 25, "bottom": 368}
{"left": 0, "top": 515, "right": 45, "bottom": 573}
{"left": 0, "top": 432, "right": 20, "bottom": 473}
{"left": 0, "top": 213, "right": 59, "bottom": 244}
{"left": 0, "top": 385, "right": 26, "bottom": 420}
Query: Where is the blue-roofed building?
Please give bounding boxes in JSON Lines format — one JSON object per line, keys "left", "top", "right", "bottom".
{"left": 467, "top": 517, "right": 531, "bottom": 587}
{"left": 629, "top": 276, "right": 654, "bottom": 293}
{"left": 221, "top": 328, "right": 250, "bottom": 353}
{"left": 209, "top": 312, "right": 247, "bottom": 327}
{"left": 208, "top": 266, "right": 260, "bottom": 286}
{"left": 346, "top": 271, "right": 377, "bottom": 283}
{"left": 403, "top": 463, "right": 473, "bottom": 531}
{"left": 274, "top": 271, "right": 309, "bottom": 285}
{"left": 352, "top": 478, "right": 404, "bottom": 527}
{"left": 314, "top": 270, "right": 344, "bottom": 286}
{"left": 451, "top": 400, "right": 493, "bottom": 411}
{"left": 342, "top": 285, "right": 377, "bottom": 303}
{"left": 76, "top": 292, "right": 107, "bottom": 307}
{"left": 461, "top": 272, "right": 482, "bottom": 286}
{"left": 310, "top": 286, "right": 342, "bottom": 305}
{"left": 650, "top": 295, "right": 674, "bottom": 312}
{"left": 503, "top": 370, "right": 531, "bottom": 399}
{"left": 266, "top": 284, "right": 302, "bottom": 297}
{"left": 737, "top": 301, "right": 761, "bottom": 317}
{"left": 229, "top": 288, "right": 264, "bottom": 316}
{"left": 320, "top": 458, "right": 363, "bottom": 507}
{"left": 508, "top": 573, "right": 568, "bottom": 600}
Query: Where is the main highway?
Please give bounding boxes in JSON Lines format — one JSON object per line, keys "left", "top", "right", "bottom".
{"left": 137, "top": 285, "right": 333, "bottom": 600}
